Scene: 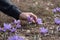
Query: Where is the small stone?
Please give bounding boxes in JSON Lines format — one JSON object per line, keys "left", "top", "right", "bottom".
{"left": 26, "top": 30, "right": 30, "bottom": 33}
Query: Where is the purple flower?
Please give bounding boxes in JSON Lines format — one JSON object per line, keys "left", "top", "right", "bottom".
{"left": 27, "top": 16, "right": 34, "bottom": 22}
{"left": 27, "top": 16, "right": 34, "bottom": 24}
{"left": 56, "top": 7, "right": 60, "bottom": 12}
{"left": 36, "top": 18, "right": 43, "bottom": 24}
{"left": 54, "top": 18, "right": 60, "bottom": 24}
{"left": 27, "top": 16, "right": 31, "bottom": 22}
{"left": 7, "top": 35, "right": 24, "bottom": 40}
{"left": 3, "top": 23, "right": 12, "bottom": 30}
{"left": 14, "top": 19, "right": 20, "bottom": 24}
{"left": 39, "top": 27, "right": 48, "bottom": 34}
{"left": 16, "top": 24, "right": 21, "bottom": 28}
{"left": 52, "top": 8, "right": 57, "bottom": 13}
{"left": 27, "top": 16, "right": 43, "bottom": 24}
{"left": 10, "top": 28, "right": 16, "bottom": 32}
{"left": 52, "top": 7, "right": 60, "bottom": 13}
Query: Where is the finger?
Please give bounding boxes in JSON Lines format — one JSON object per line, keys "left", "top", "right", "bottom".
{"left": 30, "top": 17, "right": 35, "bottom": 23}
{"left": 30, "top": 14, "right": 37, "bottom": 22}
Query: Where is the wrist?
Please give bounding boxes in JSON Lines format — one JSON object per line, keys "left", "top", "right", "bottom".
{"left": 19, "top": 12, "right": 23, "bottom": 20}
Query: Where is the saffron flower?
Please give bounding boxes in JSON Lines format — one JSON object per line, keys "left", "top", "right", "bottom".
{"left": 52, "top": 7, "right": 60, "bottom": 13}
{"left": 54, "top": 17, "right": 60, "bottom": 24}
{"left": 56, "top": 7, "right": 60, "bottom": 12}
{"left": 14, "top": 19, "right": 20, "bottom": 24}
{"left": 27, "top": 16, "right": 31, "bottom": 22}
{"left": 36, "top": 18, "right": 43, "bottom": 24}
{"left": 27, "top": 16, "right": 34, "bottom": 22}
{"left": 27, "top": 16, "right": 43, "bottom": 24}
{"left": 7, "top": 35, "right": 25, "bottom": 40}
{"left": 16, "top": 24, "right": 21, "bottom": 28}
{"left": 10, "top": 28, "right": 16, "bottom": 32}
{"left": 27, "top": 16, "right": 34, "bottom": 24}
{"left": 3, "top": 23, "right": 12, "bottom": 30}
{"left": 52, "top": 8, "right": 57, "bottom": 13}
{"left": 39, "top": 27, "right": 48, "bottom": 34}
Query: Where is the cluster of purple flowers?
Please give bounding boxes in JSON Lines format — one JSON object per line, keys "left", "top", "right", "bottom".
{"left": 52, "top": 7, "right": 60, "bottom": 13}
{"left": 0, "top": 20, "right": 21, "bottom": 32}
{"left": 7, "top": 35, "right": 24, "bottom": 40}
{"left": 39, "top": 7, "right": 60, "bottom": 34}
{"left": 27, "top": 16, "right": 43, "bottom": 24}
{"left": 0, "top": 16, "right": 43, "bottom": 32}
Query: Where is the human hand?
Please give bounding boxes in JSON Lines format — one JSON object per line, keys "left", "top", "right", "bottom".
{"left": 19, "top": 12, "right": 37, "bottom": 23}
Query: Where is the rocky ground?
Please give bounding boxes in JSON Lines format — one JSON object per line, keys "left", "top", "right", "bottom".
{"left": 0, "top": 0, "right": 60, "bottom": 40}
